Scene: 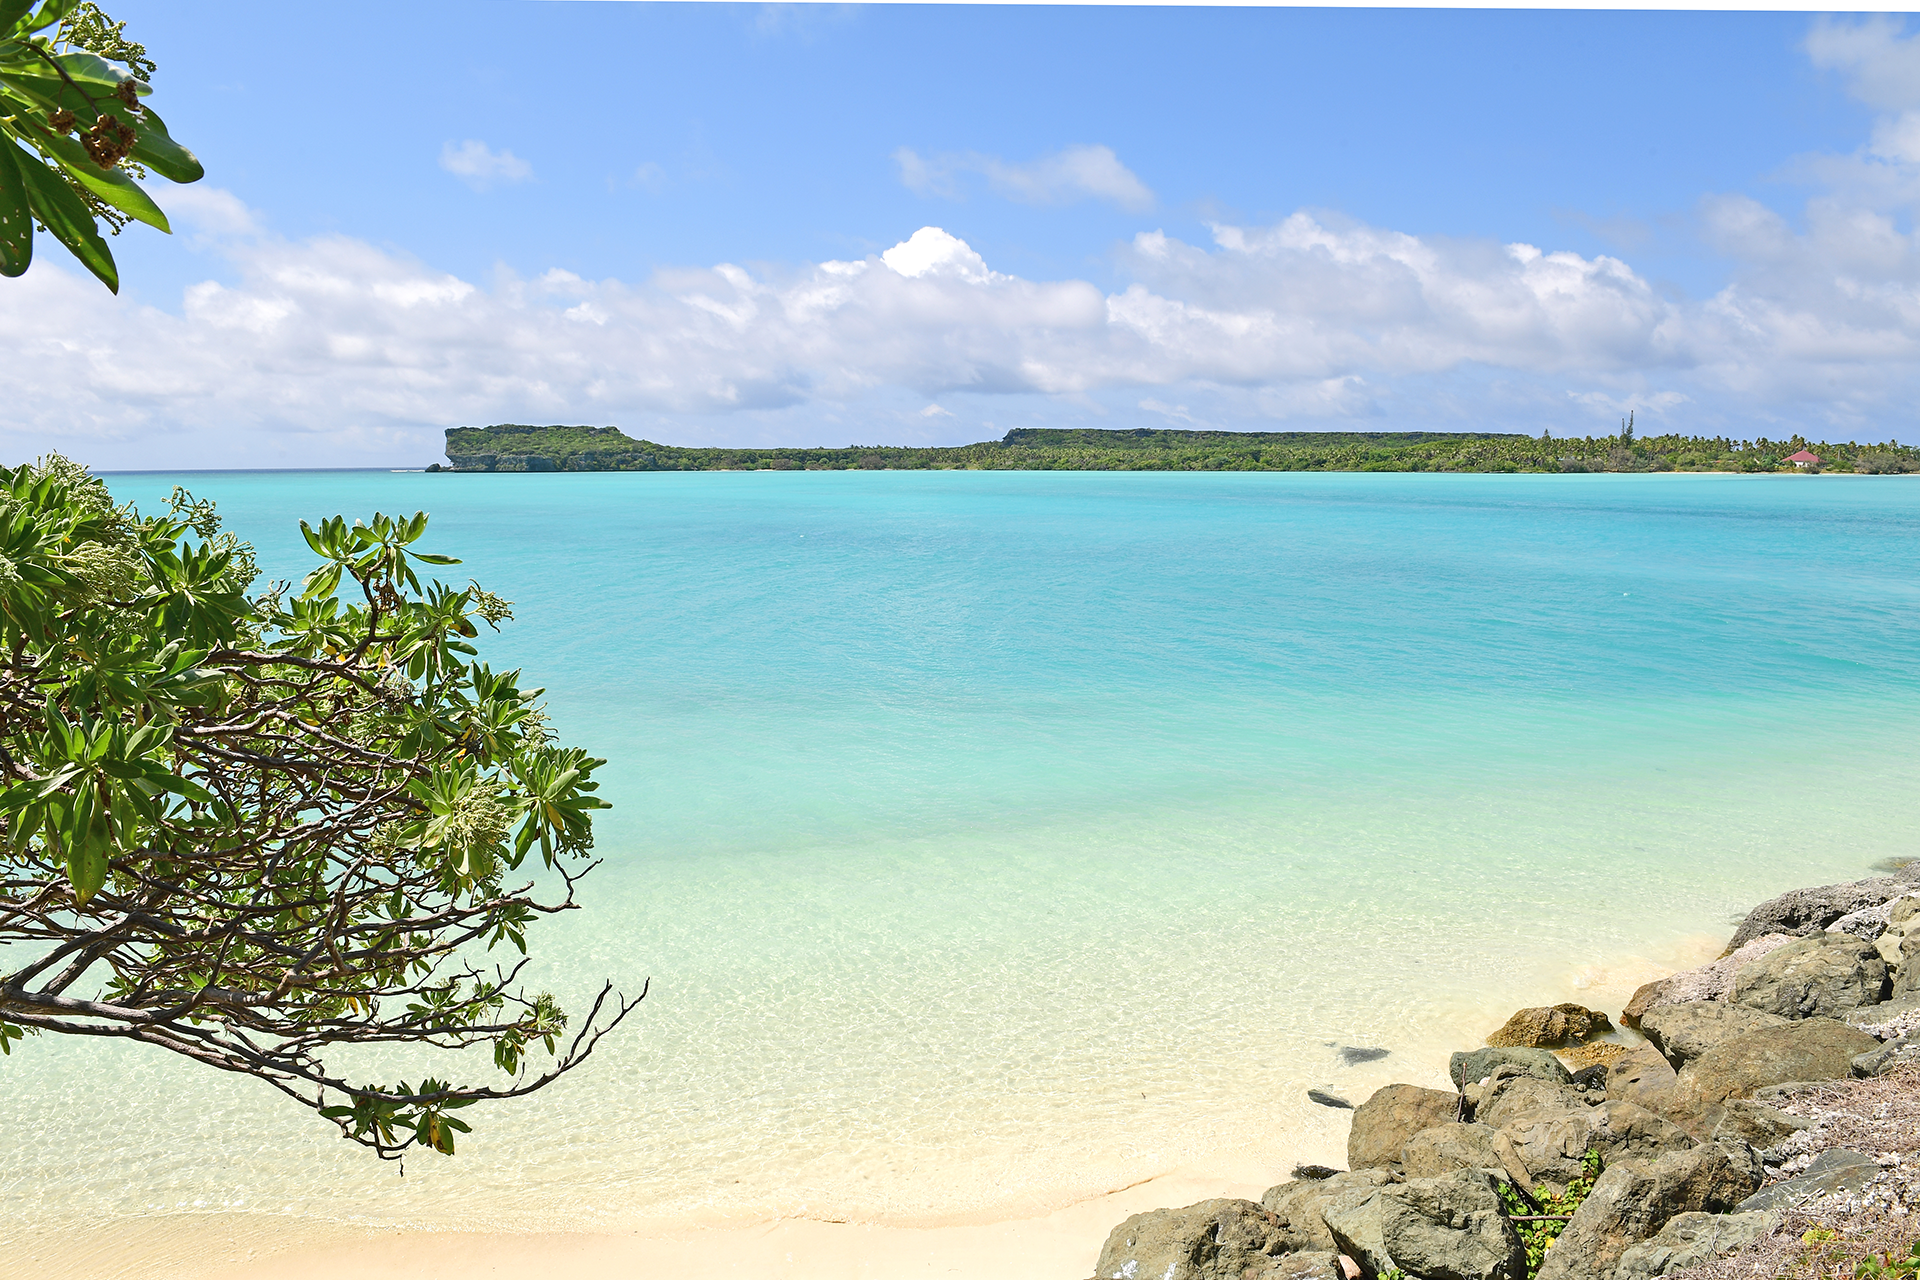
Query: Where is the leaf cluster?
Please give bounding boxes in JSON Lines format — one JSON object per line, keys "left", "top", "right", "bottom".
{"left": 1497, "top": 1146, "right": 1603, "bottom": 1279}
{"left": 1, "top": 1, "right": 202, "bottom": 291}
{"left": 0, "top": 458, "right": 637, "bottom": 1160}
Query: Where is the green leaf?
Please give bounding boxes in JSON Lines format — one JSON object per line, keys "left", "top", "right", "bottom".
{"left": 0, "top": 144, "right": 31, "bottom": 277}
{"left": 126, "top": 104, "right": 202, "bottom": 185}
{"left": 411, "top": 553, "right": 459, "bottom": 566}
{"left": 14, "top": 145, "right": 115, "bottom": 291}
{"left": 0, "top": 0, "right": 35, "bottom": 38}
{"left": 65, "top": 833, "right": 107, "bottom": 903}
{"left": 27, "top": 126, "right": 169, "bottom": 232}
{"left": 24, "top": 0, "right": 80, "bottom": 34}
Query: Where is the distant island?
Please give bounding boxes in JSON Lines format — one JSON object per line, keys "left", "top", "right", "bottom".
{"left": 430, "top": 423, "right": 1920, "bottom": 475}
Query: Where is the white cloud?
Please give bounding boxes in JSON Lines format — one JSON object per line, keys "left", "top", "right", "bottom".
{"left": 895, "top": 144, "right": 1154, "bottom": 212}
{"left": 1807, "top": 16, "right": 1920, "bottom": 112}
{"left": 918, "top": 404, "right": 953, "bottom": 418}
{"left": 439, "top": 140, "right": 533, "bottom": 191}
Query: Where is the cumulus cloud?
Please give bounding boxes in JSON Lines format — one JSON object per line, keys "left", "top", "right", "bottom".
{"left": 895, "top": 144, "right": 1154, "bottom": 212}
{"left": 439, "top": 140, "right": 533, "bottom": 191}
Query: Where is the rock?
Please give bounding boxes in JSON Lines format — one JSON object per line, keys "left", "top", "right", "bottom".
{"left": 1612, "top": 1209, "right": 1780, "bottom": 1280}
{"left": 1877, "top": 903, "right": 1920, "bottom": 972}
{"left": 1639, "top": 1002, "right": 1792, "bottom": 1068}
{"left": 1896, "top": 932, "right": 1920, "bottom": 998}
{"left": 1709, "top": 1099, "right": 1812, "bottom": 1148}
{"left": 1827, "top": 900, "right": 1896, "bottom": 943}
{"left": 1262, "top": 1169, "right": 1400, "bottom": 1253}
{"left": 1479, "top": 1078, "right": 1601, "bottom": 1185}
{"left": 1320, "top": 1168, "right": 1528, "bottom": 1280}
{"left": 1587, "top": 1101, "right": 1700, "bottom": 1168}
{"left": 1845, "top": 990, "right": 1920, "bottom": 1040}
{"left": 1730, "top": 934, "right": 1889, "bottom": 1019}
{"left": 1534, "top": 1143, "right": 1762, "bottom": 1280}
{"left": 1486, "top": 1004, "right": 1615, "bottom": 1049}
{"left": 1735, "top": 1149, "right": 1882, "bottom": 1214}
{"left": 1570, "top": 1064, "right": 1611, "bottom": 1092}
{"left": 1605, "top": 1044, "right": 1684, "bottom": 1116}
{"left": 1311, "top": 1089, "right": 1357, "bottom": 1110}
{"left": 1450, "top": 1047, "right": 1574, "bottom": 1090}
{"left": 1094, "top": 1198, "right": 1295, "bottom": 1280}
{"left": 1728, "top": 878, "right": 1908, "bottom": 951}
{"left": 1265, "top": 1253, "right": 1347, "bottom": 1280}
{"left": 1852, "top": 1035, "right": 1920, "bottom": 1077}
{"left": 1339, "top": 1046, "right": 1391, "bottom": 1065}
{"left": 1679, "top": 1019, "right": 1882, "bottom": 1104}
{"left": 1559, "top": 1042, "right": 1630, "bottom": 1072}
{"left": 1402, "top": 1122, "right": 1505, "bottom": 1179}
{"left": 1622, "top": 935, "right": 1794, "bottom": 1027}
{"left": 1349, "top": 1084, "right": 1461, "bottom": 1170}
{"left": 1294, "top": 1165, "right": 1342, "bottom": 1180}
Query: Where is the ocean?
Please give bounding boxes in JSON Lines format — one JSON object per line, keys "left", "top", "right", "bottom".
{"left": 5, "top": 469, "right": 1918, "bottom": 1242}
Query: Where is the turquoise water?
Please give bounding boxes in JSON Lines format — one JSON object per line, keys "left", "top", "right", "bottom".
{"left": 5, "top": 470, "right": 1920, "bottom": 1239}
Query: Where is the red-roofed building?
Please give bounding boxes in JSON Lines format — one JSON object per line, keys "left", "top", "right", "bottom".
{"left": 1787, "top": 449, "right": 1821, "bottom": 469}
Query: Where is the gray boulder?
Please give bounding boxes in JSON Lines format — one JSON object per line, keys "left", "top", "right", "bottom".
{"left": 1094, "top": 1198, "right": 1296, "bottom": 1280}
{"left": 1261, "top": 1169, "right": 1399, "bottom": 1253}
{"left": 1639, "top": 1002, "right": 1791, "bottom": 1068}
{"left": 1896, "top": 932, "right": 1920, "bottom": 998}
{"left": 1403, "top": 1122, "right": 1504, "bottom": 1179}
{"left": 1709, "top": 1100, "right": 1812, "bottom": 1148}
{"left": 1728, "top": 877, "right": 1909, "bottom": 951}
{"left": 1612, "top": 1209, "right": 1780, "bottom": 1280}
{"left": 1604, "top": 1043, "right": 1690, "bottom": 1123}
{"left": 1535, "top": 1143, "right": 1762, "bottom": 1280}
{"left": 1622, "top": 935, "right": 1793, "bottom": 1028}
{"left": 1852, "top": 1035, "right": 1920, "bottom": 1077}
{"left": 1477, "top": 1078, "right": 1600, "bottom": 1186}
{"left": 1349, "top": 1084, "right": 1460, "bottom": 1170}
{"left": 1587, "top": 1101, "right": 1700, "bottom": 1168}
{"left": 1679, "top": 1019, "right": 1882, "bottom": 1105}
{"left": 1876, "top": 895, "right": 1920, "bottom": 968}
{"left": 1846, "top": 990, "right": 1920, "bottom": 1040}
{"left": 1320, "top": 1168, "right": 1527, "bottom": 1280}
{"left": 1450, "top": 1047, "right": 1573, "bottom": 1090}
{"left": 1735, "top": 1149, "right": 1882, "bottom": 1214}
{"left": 1731, "top": 934, "right": 1888, "bottom": 1019}
{"left": 1485, "top": 1004, "right": 1614, "bottom": 1049}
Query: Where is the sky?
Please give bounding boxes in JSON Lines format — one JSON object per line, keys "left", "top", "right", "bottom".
{"left": 4, "top": 3, "right": 1920, "bottom": 468}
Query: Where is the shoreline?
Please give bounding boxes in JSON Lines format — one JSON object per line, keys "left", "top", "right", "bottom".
{"left": 37, "top": 935, "right": 1730, "bottom": 1279}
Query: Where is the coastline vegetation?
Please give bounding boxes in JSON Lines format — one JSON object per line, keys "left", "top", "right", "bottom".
{"left": 435, "top": 421, "right": 1920, "bottom": 476}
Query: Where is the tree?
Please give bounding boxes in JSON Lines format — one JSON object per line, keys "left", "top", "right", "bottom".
{"left": 1, "top": 1, "right": 203, "bottom": 292}
{"left": 0, "top": 457, "right": 640, "bottom": 1159}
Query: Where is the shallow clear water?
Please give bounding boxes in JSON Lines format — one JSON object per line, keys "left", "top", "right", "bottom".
{"left": 4, "top": 470, "right": 1919, "bottom": 1236}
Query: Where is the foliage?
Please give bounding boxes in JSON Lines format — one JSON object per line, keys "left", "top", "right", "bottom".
{"left": 1854, "top": 1242, "right": 1920, "bottom": 1280}
{"left": 1498, "top": 1146, "right": 1603, "bottom": 1279}
{"left": 0, "top": 457, "right": 637, "bottom": 1159}
{"left": 1, "top": 0, "right": 202, "bottom": 292}
{"left": 437, "top": 423, "right": 1920, "bottom": 477}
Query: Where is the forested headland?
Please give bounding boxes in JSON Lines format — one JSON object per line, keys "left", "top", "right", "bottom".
{"left": 432, "top": 423, "right": 1920, "bottom": 475}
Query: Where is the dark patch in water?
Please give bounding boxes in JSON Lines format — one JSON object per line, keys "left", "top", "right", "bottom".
{"left": 1339, "top": 1046, "right": 1390, "bottom": 1065}
{"left": 1871, "top": 856, "right": 1917, "bottom": 873}
{"left": 1308, "top": 1089, "right": 1355, "bottom": 1110}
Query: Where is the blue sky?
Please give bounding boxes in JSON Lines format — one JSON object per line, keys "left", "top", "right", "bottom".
{"left": 5, "top": 4, "right": 1920, "bottom": 467}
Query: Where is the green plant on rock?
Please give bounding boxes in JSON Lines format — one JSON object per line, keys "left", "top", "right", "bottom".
{"left": 0, "top": 457, "right": 639, "bottom": 1159}
{"left": 1499, "top": 1146, "right": 1603, "bottom": 1279}
{"left": 1854, "top": 1242, "right": 1920, "bottom": 1280}
{"left": 1, "top": 1, "right": 203, "bottom": 291}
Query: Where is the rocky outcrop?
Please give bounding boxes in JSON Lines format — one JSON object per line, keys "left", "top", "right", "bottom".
{"left": 1726, "top": 877, "right": 1914, "bottom": 951}
{"left": 1851, "top": 1035, "right": 1920, "bottom": 1077}
{"left": 1261, "top": 1169, "right": 1399, "bottom": 1252}
{"left": 1402, "top": 1122, "right": 1506, "bottom": 1180}
{"left": 1733, "top": 1148, "right": 1881, "bottom": 1214}
{"left": 1485, "top": 1004, "right": 1614, "bottom": 1049}
{"left": 1533, "top": 1143, "right": 1762, "bottom": 1280}
{"left": 1349, "top": 1084, "right": 1460, "bottom": 1170}
{"left": 1319, "top": 1168, "right": 1528, "bottom": 1280}
{"left": 1610, "top": 1209, "right": 1779, "bottom": 1280}
{"left": 1678, "top": 1019, "right": 1882, "bottom": 1105}
{"left": 1094, "top": 1198, "right": 1297, "bottom": 1280}
{"left": 1845, "top": 989, "right": 1920, "bottom": 1039}
{"left": 1729, "top": 934, "right": 1888, "bottom": 1019}
{"left": 1621, "top": 935, "right": 1793, "bottom": 1028}
{"left": 1638, "top": 1002, "right": 1790, "bottom": 1068}
{"left": 1450, "top": 1047, "right": 1573, "bottom": 1090}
